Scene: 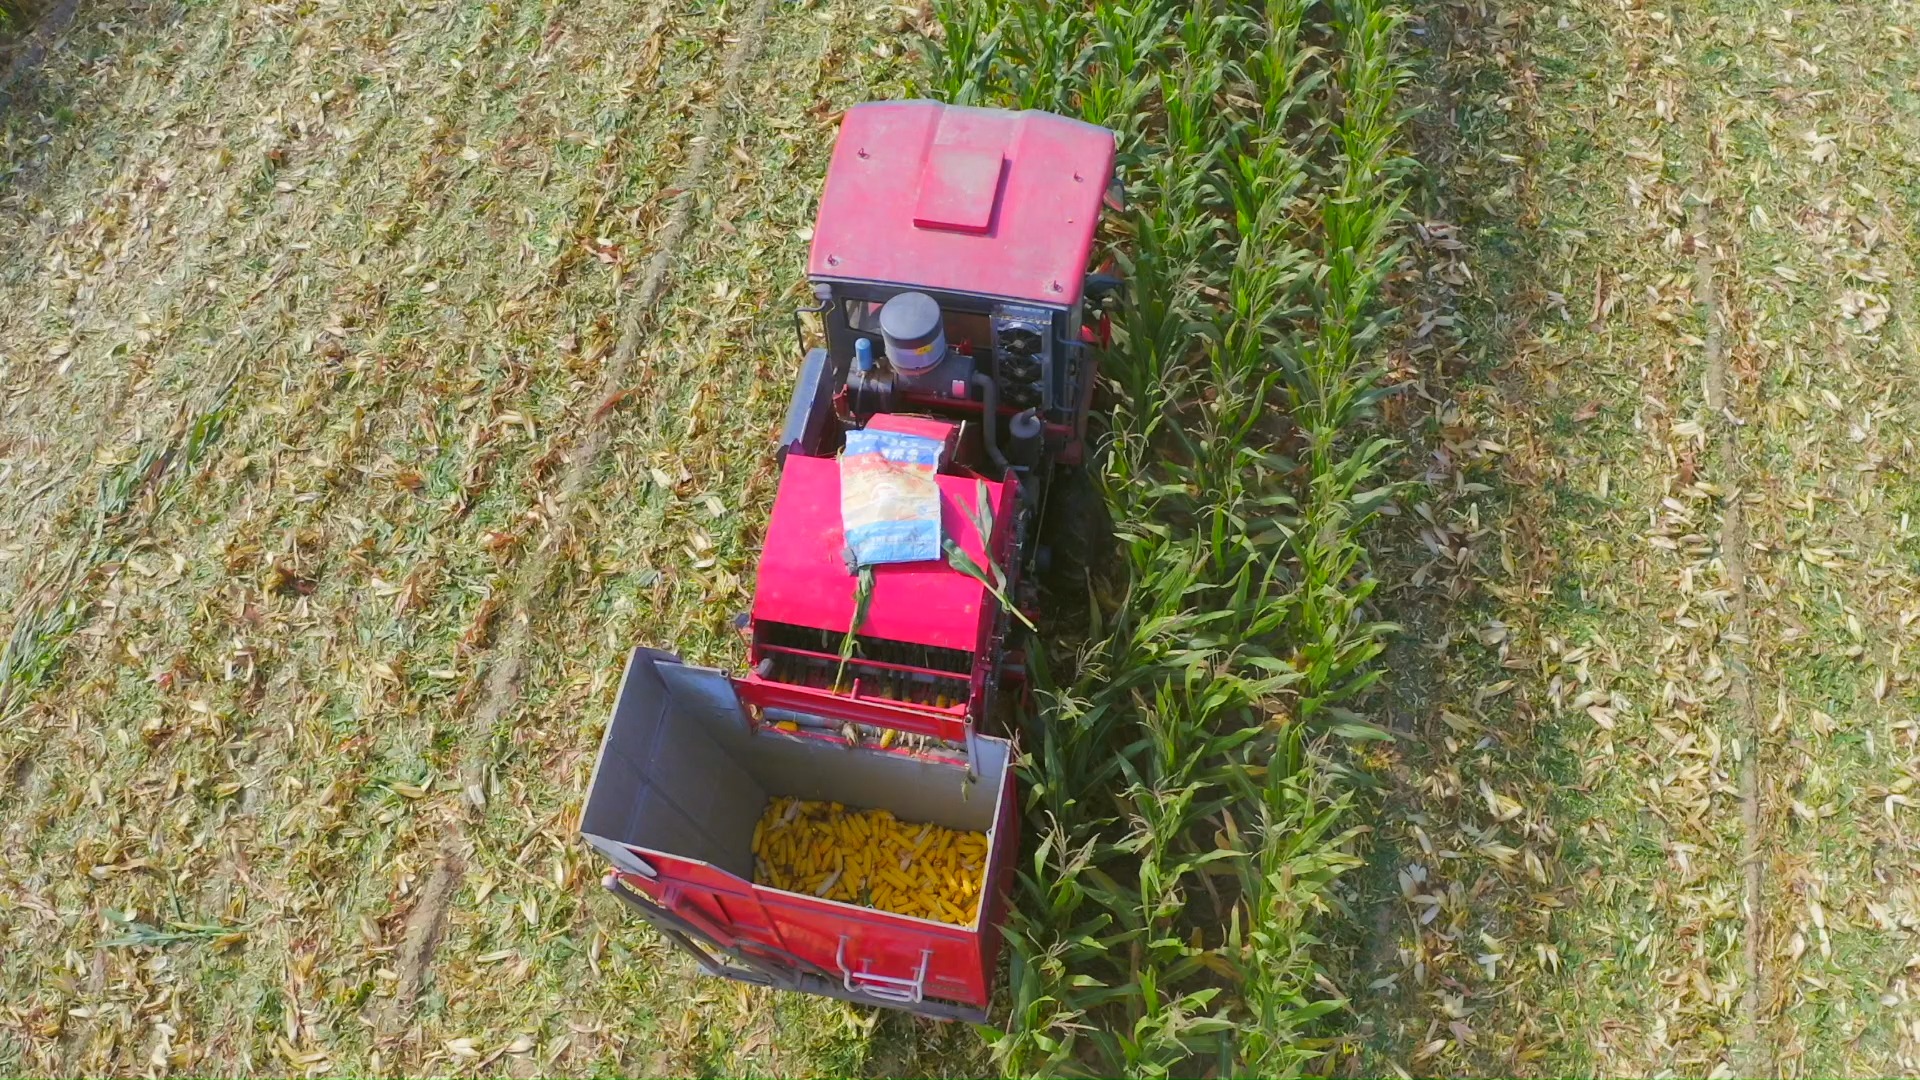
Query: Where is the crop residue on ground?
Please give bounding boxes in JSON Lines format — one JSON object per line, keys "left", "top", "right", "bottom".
{"left": 6, "top": 0, "right": 1920, "bottom": 1075}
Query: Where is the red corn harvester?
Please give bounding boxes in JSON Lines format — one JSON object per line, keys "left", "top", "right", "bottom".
{"left": 580, "top": 100, "right": 1119, "bottom": 1021}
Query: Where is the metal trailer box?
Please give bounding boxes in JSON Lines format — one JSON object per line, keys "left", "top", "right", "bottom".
{"left": 582, "top": 648, "right": 1017, "bottom": 1020}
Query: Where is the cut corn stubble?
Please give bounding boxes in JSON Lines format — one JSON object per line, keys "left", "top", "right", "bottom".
{"left": 751, "top": 797, "right": 987, "bottom": 926}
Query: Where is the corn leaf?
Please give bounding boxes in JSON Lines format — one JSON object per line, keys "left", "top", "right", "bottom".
{"left": 835, "top": 564, "right": 876, "bottom": 688}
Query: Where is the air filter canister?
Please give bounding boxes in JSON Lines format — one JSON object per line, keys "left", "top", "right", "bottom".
{"left": 879, "top": 291, "right": 947, "bottom": 375}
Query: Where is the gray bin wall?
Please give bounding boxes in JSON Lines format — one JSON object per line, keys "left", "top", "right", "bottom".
{"left": 581, "top": 649, "right": 767, "bottom": 878}
{"left": 582, "top": 649, "right": 1006, "bottom": 879}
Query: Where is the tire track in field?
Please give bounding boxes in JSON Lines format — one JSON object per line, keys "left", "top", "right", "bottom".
{"left": 1713, "top": 9, "right": 1920, "bottom": 1068}
{"left": 0, "top": 0, "right": 577, "bottom": 551}
{"left": 1, "top": 5, "right": 700, "bottom": 1066}
{"left": 0, "top": 2, "right": 741, "bottom": 1068}
{"left": 0, "top": 0, "right": 82, "bottom": 112}
{"left": 383, "top": 0, "right": 777, "bottom": 1029}
{"left": 74, "top": 0, "right": 695, "bottom": 1044}
{"left": 0, "top": 0, "right": 480, "bottom": 604}
{"left": 1693, "top": 194, "right": 1769, "bottom": 1076}
{"left": 456, "top": 0, "right": 777, "bottom": 807}
{"left": 0, "top": 0, "right": 530, "bottom": 749}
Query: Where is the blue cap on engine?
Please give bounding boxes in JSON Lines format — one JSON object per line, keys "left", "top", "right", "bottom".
{"left": 855, "top": 337, "right": 875, "bottom": 372}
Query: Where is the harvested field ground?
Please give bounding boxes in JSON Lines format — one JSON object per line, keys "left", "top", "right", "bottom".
{"left": 1355, "top": 0, "right": 1920, "bottom": 1075}
{"left": 7, "top": 0, "right": 1920, "bottom": 1075}
{"left": 0, "top": 0, "right": 985, "bottom": 1073}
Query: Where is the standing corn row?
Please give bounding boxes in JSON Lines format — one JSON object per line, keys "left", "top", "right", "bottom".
{"left": 923, "top": 0, "right": 1407, "bottom": 1071}
{"left": 751, "top": 798, "right": 987, "bottom": 926}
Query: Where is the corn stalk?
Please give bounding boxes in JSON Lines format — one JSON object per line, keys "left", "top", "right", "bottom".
{"left": 921, "top": 0, "right": 1413, "bottom": 1074}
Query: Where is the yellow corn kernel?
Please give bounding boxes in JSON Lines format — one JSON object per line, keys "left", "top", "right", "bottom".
{"left": 815, "top": 868, "right": 842, "bottom": 897}
{"left": 750, "top": 801, "right": 985, "bottom": 915}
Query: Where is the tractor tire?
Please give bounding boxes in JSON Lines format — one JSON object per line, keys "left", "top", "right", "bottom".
{"left": 1039, "top": 461, "right": 1114, "bottom": 593}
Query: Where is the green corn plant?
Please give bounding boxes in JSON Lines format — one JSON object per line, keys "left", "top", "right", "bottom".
{"left": 1079, "top": 0, "right": 1173, "bottom": 140}
{"left": 924, "top": 0, "right": 1413, "bottom": 1071}
{"left": 102, "top": 909, "right": 250, "bottom": 950}
{"left": 1, "top": 373, "right": 240, "bottom": 725}
{"left": 919, "top": 0, "right": 1005, "bottom": 106}
{"left": 835, "top": 564, "right": 876, "bottom": 689}
{"left": 997, "top": 0, "right": 1096, "bottom": 114}
{"left": 1230, "top": 725, "right": 1366, "bottom": 1076}
{"left": 0, "top": 567, "right": 86, "bottom": 722}
{"left": 945, "top": 480, "right": 1036, "bottom": 632}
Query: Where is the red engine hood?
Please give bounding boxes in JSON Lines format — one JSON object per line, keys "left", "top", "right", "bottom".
{"left": 807, "top": 101, "right": 1117, "bottom": 308}
{"left": 752, "top": 453, "right": 1011, "bottom": 654}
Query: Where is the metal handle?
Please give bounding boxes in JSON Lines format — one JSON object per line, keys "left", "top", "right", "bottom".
{"left": 792, "top": 291, "right": 832, "bottom": 355}
{"left": 835, "top": 936, "right": 932, "bottom": 1004}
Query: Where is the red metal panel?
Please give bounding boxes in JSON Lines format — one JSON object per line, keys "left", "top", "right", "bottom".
{"left": 756, "top": 887, "right": 987, "bottom": 1006}
{"left": 752, "top": 454, "right": 1008, "bottom": 653}
{"left": 610, "top": 747, "right": 1017, "bottom": 1010}
{"left": 738, "top": 675, "right": 970, "bottom": 744}
{"left": 912, "top": 145, "right": 1003, "bottom": 234}
{"left": 808, "top": 101, "right": 1116, "bottom": 308}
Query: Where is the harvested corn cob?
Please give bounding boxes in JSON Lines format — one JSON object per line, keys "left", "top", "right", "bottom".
{"left": 750, "top": 797, "right": 989, "bottom": 926}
